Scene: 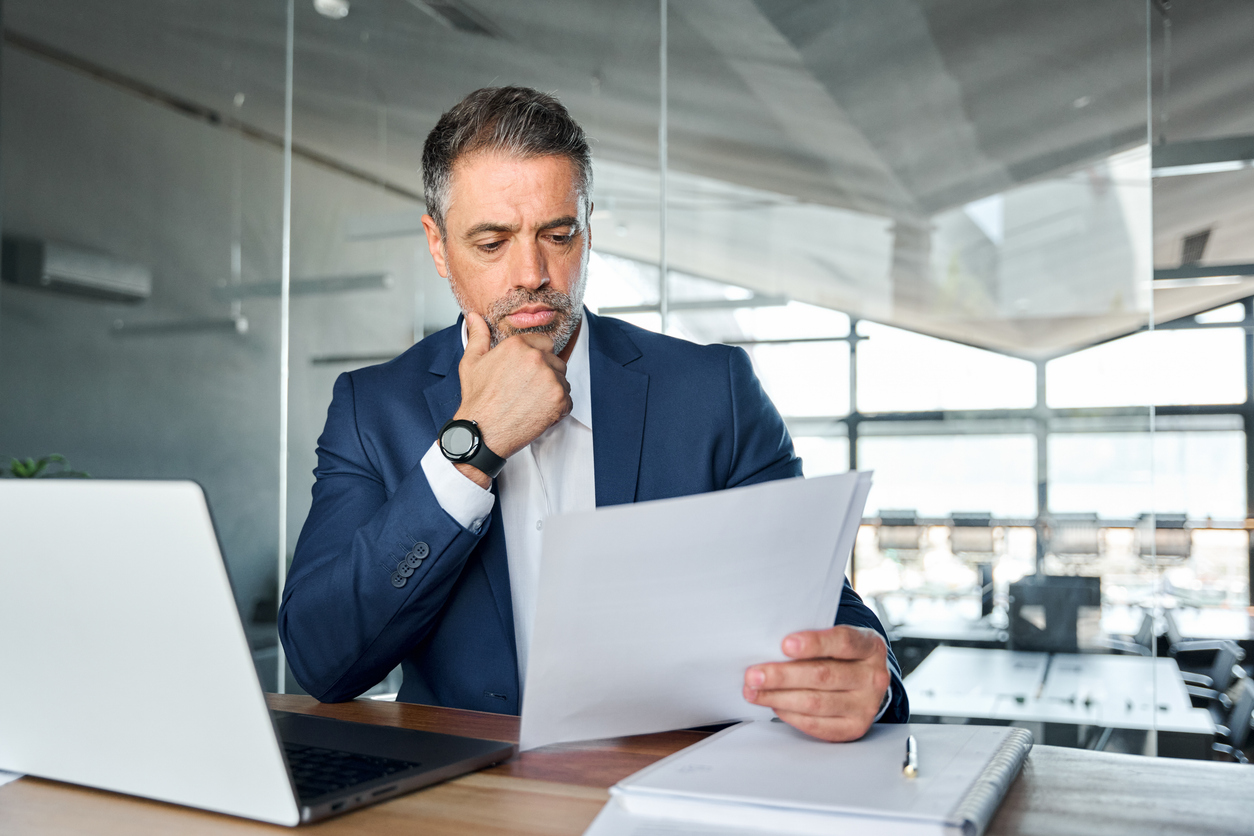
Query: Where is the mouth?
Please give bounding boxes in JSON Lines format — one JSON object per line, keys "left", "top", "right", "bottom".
{"left": 505, "top": 305, "right": 557, "bottom": 330}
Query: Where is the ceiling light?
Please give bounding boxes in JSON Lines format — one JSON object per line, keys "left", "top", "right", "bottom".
{"left": 314, "top": 0, "right": 350, "bottom": 20}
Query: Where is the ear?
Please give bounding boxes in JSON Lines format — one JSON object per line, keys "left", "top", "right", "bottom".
{"left": 422, "top": 214, "right": 449, "bottom": 278}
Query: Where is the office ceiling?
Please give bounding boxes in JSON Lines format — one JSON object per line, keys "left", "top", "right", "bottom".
{"left": 5, "top": 0, "right": 1253, "bottom": 357}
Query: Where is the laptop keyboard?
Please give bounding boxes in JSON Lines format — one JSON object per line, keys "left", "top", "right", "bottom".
{"left": 284, "top": 742, "right": 422, "bottom": 800}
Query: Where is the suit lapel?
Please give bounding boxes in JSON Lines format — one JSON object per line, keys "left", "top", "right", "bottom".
{"left": 421, "top": 320, "right": 518, "bottom": 664}
{"left": 588, "top": 313, "right": 649, "bottom": 508}
{"left": 423, "top": 329, "right": 463, "bottom": 431}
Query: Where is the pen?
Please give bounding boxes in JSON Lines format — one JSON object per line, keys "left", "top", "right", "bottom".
{"left": 903, "top": 734, "right": 918, "bottom": 778}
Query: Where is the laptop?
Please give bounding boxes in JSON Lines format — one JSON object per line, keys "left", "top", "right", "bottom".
{"left": 0, "top": 479, "right": 516, "bottom": 825}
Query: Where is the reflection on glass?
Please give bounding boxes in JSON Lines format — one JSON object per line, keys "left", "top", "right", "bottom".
{"left": 283, "top": 1, "right": 661, "bottom": 696}
{"left": 0, "top": 1, "right": 288, "bottom": 689}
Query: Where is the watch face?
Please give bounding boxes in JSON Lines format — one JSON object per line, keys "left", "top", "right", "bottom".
{"left": 442, "top": 424, "right": 477, "bottom": 457}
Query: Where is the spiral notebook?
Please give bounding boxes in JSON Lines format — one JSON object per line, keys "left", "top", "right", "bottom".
{"left": 584, "top": 721, "right": 1033, "bottom": 836}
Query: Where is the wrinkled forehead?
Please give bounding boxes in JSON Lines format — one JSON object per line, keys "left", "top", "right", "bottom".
{"left": 445, "top": 151, "right": 589, "bottom": 224}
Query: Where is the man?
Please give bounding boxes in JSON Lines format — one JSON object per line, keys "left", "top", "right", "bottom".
{"left": 280, "top": 87, "right": 908, "bottom": 742}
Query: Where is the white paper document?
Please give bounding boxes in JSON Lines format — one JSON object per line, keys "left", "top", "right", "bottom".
{"left": 519, "top": 472, "right": 873, "bottom": 751}
{"left": 0, "top": 770, "right": 23, "bottom": 788}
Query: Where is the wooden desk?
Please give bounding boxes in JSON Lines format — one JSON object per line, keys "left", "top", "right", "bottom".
{"left": 1, "top": 694, "right": 1251, "bottom": 836}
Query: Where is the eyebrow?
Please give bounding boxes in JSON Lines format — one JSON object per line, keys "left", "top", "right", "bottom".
{"left": 462, "top": 216, "right": 583, "bottom": 240}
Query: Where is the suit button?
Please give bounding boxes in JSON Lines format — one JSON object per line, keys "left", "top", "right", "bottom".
{"left": 409, "top": 542, "right": 430, "bottom": 560}
{"left": 390, "top": 571, "right": 407, "bottom": 589}
{"left": 396, "top": 562, "right": 415, "bottom": 578}
{"left": 404, "top": 552, "right": 423, "bottom": 570}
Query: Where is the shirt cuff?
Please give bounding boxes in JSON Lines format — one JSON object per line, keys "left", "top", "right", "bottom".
{"left": 420, "top": 441, "right": 495, "bottom": 533}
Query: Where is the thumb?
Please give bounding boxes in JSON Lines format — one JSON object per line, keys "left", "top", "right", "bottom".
{"left": 464, "top": 312, "right": 491, "bottom": 358}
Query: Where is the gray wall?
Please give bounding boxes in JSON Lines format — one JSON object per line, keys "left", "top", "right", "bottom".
{"left": 0, "top": 45, "right": 459, "bottom": 622}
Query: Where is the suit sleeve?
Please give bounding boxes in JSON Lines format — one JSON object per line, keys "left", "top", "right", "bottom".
{"left": 724, "top": 345, "right": 909, "bottom": 723}
{"left": 725, "top": 346, "right": 805, "bottom": 487}
{"left": 278, "top": 372, "right": 486, "bottom": 702}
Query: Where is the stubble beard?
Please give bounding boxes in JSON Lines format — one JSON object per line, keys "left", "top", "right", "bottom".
{"left": 449, "top": 268, "right": 587, "bottom": 356}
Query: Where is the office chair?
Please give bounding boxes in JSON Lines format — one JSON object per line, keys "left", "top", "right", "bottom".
{"left": 1136, "top": 513, "right": 1192, "bottom": 563}
{"left": 1047, "top": 513, "right": 1104, "bottom": 572}
{"left": 875, "top": 510, "right": 924, "bottom": 555}
{"left": 1103, "top": 610, "right": 1155, "bottom": 656}
{"left": 1008, "top": 574, "right": 1101, "bottom": 653}
{"left": 1164, "top": 609, "right": 1247, "bottom": 691}
{"left": 1211, "top": 679, "right": 1254, "bottom": 764}
{"left": 949, "top": 512, "right": 996, "bottom": 557}
{"left": 1179, "top": 642, "right": 1245, "bottom": 728}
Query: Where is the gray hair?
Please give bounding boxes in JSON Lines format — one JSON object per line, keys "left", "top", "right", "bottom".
{"left": 422, "top": 86, "right": 593, "bottom": 235}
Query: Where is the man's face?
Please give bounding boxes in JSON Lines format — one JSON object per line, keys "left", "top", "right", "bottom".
{"left": 422, "top": 152, "right": 591, "bottom": 360}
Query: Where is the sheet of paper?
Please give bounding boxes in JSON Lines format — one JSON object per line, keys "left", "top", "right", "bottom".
{"left": 520, "top": 472, "right": 872, "bottom": 751}
{"left": 0, "top": 770, "right": 23, "bottom": 788}
{"left": 815, "top": 471, "right": 873, "bottom": 628}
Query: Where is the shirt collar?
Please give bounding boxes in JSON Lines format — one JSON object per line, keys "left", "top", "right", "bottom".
{"left": 459, "top": 310, "right": 593, "bottom": 431}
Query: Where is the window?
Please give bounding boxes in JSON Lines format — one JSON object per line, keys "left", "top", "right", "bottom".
{"left": 858, "top": 435, "right": 1037, "bottom": 518}
{"left": 1049, "top": 431, "right": 1246, "bottom": 519}
{"left": 794, "top": 436, "right": 849, "bottom": 477}
{"left": 1047, "top": 329, "right": 1246, "bottom": 408}
{"left": 856, "top": 322, "right": 1036, "bottom": 413}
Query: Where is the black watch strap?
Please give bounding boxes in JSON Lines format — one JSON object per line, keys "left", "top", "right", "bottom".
{"left": 438, "top": 419, "right": 507, "bottom": 479}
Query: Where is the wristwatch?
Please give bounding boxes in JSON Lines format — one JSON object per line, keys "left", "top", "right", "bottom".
{"left": 438, "top": 418, "right": 507, "bottom": 479}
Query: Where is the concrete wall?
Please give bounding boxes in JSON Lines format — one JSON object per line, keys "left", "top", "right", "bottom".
{"left": 0, "top": 45, "right": 459, "bottom": 629}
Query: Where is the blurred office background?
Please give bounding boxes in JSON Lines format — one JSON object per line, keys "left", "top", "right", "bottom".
{"left": 1, "top": 1, "right": 1251, "bottom": 760}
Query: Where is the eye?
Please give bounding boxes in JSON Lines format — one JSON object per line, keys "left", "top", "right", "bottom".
{"left": 547, "top": 232, "right": 573, "bottom": 245}
{"left": 478, "top": 240, "right": 505, "bottom": 253}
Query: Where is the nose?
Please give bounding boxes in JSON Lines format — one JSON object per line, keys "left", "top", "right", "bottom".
{"left": 510, "top": 238, "right": 549, "bottom": 291}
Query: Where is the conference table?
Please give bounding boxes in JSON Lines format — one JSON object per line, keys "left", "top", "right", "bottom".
{"left": 1, "top": 693, "right": 1252, "bottom": 835}
{"left": 905, "top": 646, "right": 1216, "bottom": 756}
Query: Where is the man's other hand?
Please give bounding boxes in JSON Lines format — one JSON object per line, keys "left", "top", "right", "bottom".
{"left": 743, "top": 625, "right": 890, "bottom": 742}
{"left": 452, "top": 312, "right": 572, "bottom": 487}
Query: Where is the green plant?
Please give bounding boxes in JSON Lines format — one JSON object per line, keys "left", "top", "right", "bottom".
{"left": 3, "top": 454, "right": 90, "bottom": 478}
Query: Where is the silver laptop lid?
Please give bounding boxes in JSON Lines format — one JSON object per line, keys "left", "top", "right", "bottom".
{"left": 0, "top": 480, "right": 300, "bottom": 826}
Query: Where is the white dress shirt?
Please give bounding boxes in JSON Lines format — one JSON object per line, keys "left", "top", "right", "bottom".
{"left": 419, "top": 318, "right": 595, "bottom": 690}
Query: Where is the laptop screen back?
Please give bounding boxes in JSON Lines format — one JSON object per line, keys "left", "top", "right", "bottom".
{"left": 0, "top": 480, "right": 300, "bottom": 825}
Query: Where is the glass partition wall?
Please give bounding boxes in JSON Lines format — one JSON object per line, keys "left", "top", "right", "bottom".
{"left": 0, "top": 1, "right": 290, "bottom": 687}
{"left": 5, "top": 0, "right": 1249, "bottom": 762}
{"left": 282, "top": 0, "right": 662, "bottom": 695}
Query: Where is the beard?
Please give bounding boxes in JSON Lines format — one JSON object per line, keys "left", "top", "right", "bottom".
{"left": 449, "top": 269, "right": 587, "bottom": 356}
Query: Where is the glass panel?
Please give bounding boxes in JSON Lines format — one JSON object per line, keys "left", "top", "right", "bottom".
{"left": 1151, "top": 1, "right": 1254, "bottom": 275}
{"left": 793, "top": 436, "right": 849, "bottom": 478}
{"left": 669, "top": 0, "right": 1159, "bottom": 749}
{"left": 858, "top": 435, "right": 1038, "bottom": 519}
{"left": 1050, "top": 430, "right": 1246, "bottom": 520}
{"left": 0, "top": 1, "right": 287, "bottom": 688}
{"left": 749, "top": 341, "right": 849, "bottom": 418}
{"left": 856, "top": 321, "right": 1037, "bottom": 413}
{"left": 1047, "top": 328, "right": 1246, "bottom": 407}
{"left": 284, "top": 0, "right": 660, "bottom": 697}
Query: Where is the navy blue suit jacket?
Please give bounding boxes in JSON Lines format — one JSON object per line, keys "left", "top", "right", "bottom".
{"left": 280, "top": 311, "right": 908, "bottom": 722}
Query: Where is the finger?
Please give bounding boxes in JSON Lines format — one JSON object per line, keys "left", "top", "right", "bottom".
{"left": 464, "top": 312, "right": 491, "bottom": 358}
{"left": 745, "top": 658, "right": 876, "bottom": 693}
{"left": 519, "top": 332, "right": 556, "bottom": 354}
{"left": 743, "top": 685, "right": 866, "bottom": 718}
{"left": 772, "top": 709, "right": 874, "bottom": 743}
{"left": 782, "top": 625, "right": 884, "bottom": 662}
